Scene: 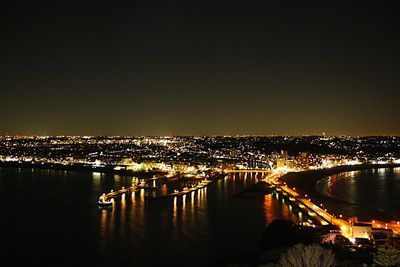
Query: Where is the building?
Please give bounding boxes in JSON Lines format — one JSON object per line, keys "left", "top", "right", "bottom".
{"left": 351, "top": 223, "right": 372, "bottom": 239}
{"left": 286, "top": 158, "right": 296, "bottom": 170}
{"left": 372, "top": 228, "right": 393, "bottom": 245}
{"left": 276, "top": 157, "right": 286, "bottom": 169}
{"left": 299, "top": 152, "right": 309, "bottom": 169}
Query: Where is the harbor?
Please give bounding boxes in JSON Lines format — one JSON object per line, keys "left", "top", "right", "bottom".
{"left": 98, "top": 172, "right": 226, "bottom": 204}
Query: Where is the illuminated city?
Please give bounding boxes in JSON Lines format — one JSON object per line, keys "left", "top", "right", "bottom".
{"left": 1, "top": 135, "right": 400, "bottom": 265}
{"left": 2, "top": 1, "right": 400, "bottom": 266}
{"left": 1, "top": 135, "right": 399, "bottom": 171}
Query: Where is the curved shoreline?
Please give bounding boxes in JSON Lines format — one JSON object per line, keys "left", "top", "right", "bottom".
{"left": 281, "top": 164, "right": 400, "bottom": 197}
{"left": 281, "top": 163, "right": 400, "bottom": 220}
{"left": 315, "top": 175, "right": 354, "bottom": 203}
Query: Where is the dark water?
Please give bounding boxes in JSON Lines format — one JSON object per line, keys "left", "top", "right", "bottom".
{"left": 320, "top": 167, "right": 400, "bottom": 221}
{"left": 0, "top": 168, "right": 302, "bottom": 266}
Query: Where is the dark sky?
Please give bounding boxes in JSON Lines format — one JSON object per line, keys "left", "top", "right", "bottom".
{"left": 1, "top": 1, "right": 399, "bottom": 136}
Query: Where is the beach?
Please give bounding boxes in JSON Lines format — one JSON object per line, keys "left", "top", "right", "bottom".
{"left": 281, "top": 164, "right": 400, "bottom": 221}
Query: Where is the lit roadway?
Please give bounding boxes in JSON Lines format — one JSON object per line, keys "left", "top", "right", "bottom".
{"left": 266, "top": 170, "right": 400, "bottom": 237}
{"left": 280, "top": 185, "right": 352, "bottom": 237}
{"left": 265, "top": 171, "right": 352, "bottom": 238}
{"left": 370, "top": 220, "right": 400, "bottom": 236}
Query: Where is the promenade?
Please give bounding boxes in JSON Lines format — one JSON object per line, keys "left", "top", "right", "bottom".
{"left": 268, "top": 165, "right": 400, "bottom": 237}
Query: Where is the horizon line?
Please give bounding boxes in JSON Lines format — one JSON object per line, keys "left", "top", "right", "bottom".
{"left": 1, "top": 134, "right": 400, "bottom": 138}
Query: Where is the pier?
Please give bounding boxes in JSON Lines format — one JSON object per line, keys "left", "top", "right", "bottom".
{"left": 98, "top": 181, "right": 146, "bottom": 203}
{"left": 98, "top": 173, "right": 226, "bottom": 203}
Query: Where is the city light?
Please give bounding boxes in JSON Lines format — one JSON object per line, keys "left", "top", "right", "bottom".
{"left": 1, "top": 135, "right": 400, "bottom": 253}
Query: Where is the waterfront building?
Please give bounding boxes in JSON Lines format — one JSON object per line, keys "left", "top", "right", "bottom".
{"left": 277, "top": 157, "right": 286, "bottom": 169}
{"left": 351, "top": 223, "right": 372, "bottom": 239}
{"left": 286, "top": 159, "right": 296, "bottom": 170}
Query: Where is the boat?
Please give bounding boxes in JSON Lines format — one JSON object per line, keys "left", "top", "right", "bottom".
{"left": 98, "top": 194, "right": 113, "bottom": 207}
{"left": 98, "top": 199, "right": 113, "bottom": 207}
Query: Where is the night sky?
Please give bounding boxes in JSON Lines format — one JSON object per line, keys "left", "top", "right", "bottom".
{"left": 1, "top": 1, "right": 399, "bottom": 136}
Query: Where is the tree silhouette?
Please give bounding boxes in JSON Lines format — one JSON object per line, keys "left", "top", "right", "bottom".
{"left": 373, "top": 246, "right": 400, "bottom": 267}
{"left": 279, "top": 243, "right": 336, "bottom": 267}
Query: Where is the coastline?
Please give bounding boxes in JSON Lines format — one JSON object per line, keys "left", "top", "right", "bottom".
{"left": 0, "top": 161, "right": 164, "bottom": 178}
{"left": 281, "top": 163, "right": 400, "bottom": 220}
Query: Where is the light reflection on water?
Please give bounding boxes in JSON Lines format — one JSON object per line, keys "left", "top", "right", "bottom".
{"left": 0, "top": 168, "right": 305, "bottom": 266}
{"left": 324, "top": 168, "right": 400, "bottom": 220}
{"left": 101, "top": 172, "right": 303, "bottom": 244}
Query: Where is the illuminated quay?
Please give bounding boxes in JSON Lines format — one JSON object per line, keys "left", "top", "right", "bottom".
{"left": 98, "top": 173, "right": 218, "bottom": 204}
